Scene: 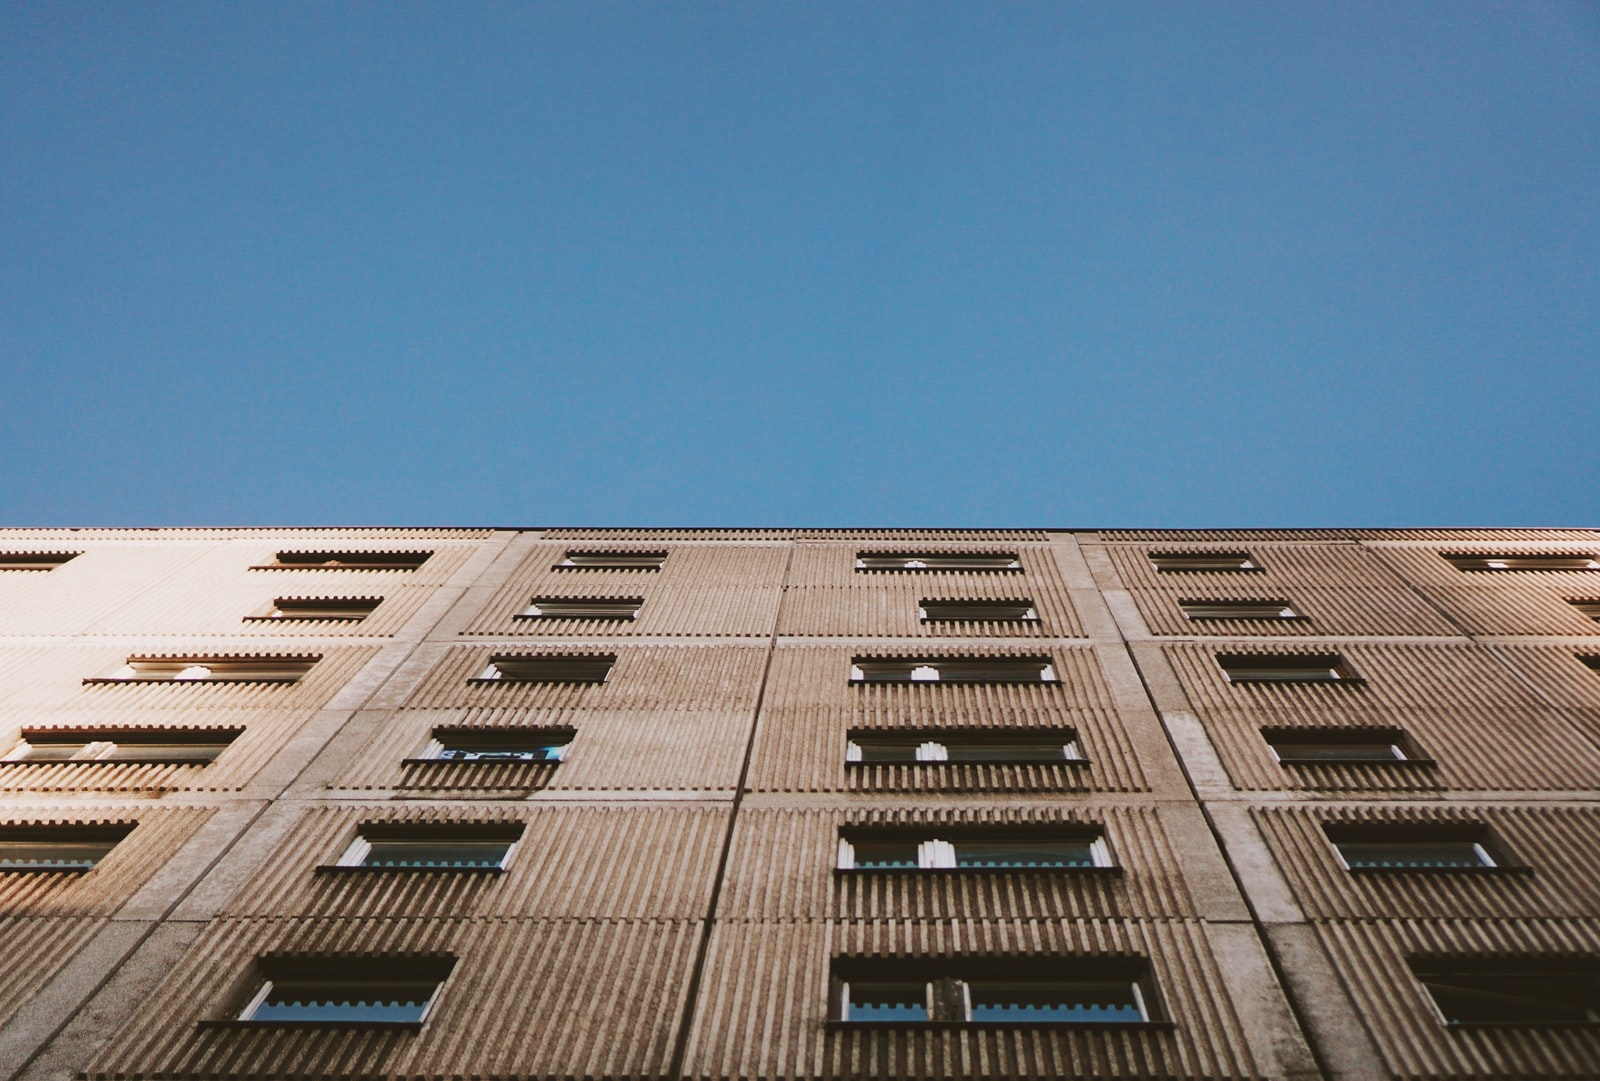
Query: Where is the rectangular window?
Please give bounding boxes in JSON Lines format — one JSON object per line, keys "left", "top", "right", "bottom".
{"left": 253, "top": 551, "right": 432, "bottom": 571}
{"left": 554, "top": 551, "right": 667, "bottom": 570}
{"left": 0, "top": 552, "right": 79, "bottom": 571}
{"left": 834, "top": 962, "right": 1159, "bottom": 1025}
{"left": 86, "top": 655, "right": 319, "bottom": 684}
{"left": 918, "top": 599, "right": 1038, "bottom": 623}
{"left": 1150, "top": 552, "right": 1259, "bottom": 572}
{"left": 1583, "top": 655, "right": 1600, "bottom": 674}
{"left": 515, "top": 597, "right": 643, "bottom": 621}
{"left": 1180, "top": 600, "right": 1303, "bottom": 621}
{"left": 846, "top": 731, "right": 1082, "bottom": 764}
{"left": 1444, "top": 554, "right": 1600, "bottom": 572}
{"left": 238, "top": 957, "right": 456, "bottom": 1026}
{"left": 473, "top": 654, "right": 615, "bottom": 683}
{"left": 1411, "top": 960, "right": 1600, "bottom": 1025}
{"left": 0, "top": 824, "right": 132, "bottom": 872}
{"left": 850, "top": 656, "right": 1057, "bottom": 683}
{"left": 856, "top": 552, "right": 1021, "bottom": 572}
{"left": 1218, "top": 653, "right": 1355, "bottom": 683}
{"left": 244, "top": 597, "right": 382, "bottom": 622}
{"left": 1570, "top": 601, "right": 1600, "bottom": 622}
{"left": 4, "top": 728, "right": 239, "bottom": 764}
{"left": 1264, "top": 727, "right": 1425, "bottom": 764}
{"left": 838, "top": 831, "right": 1110, "bottom": 870}
{"left": 410, "top": 727, "right": 574, "bottom": 763}
{"left": 331, "top": 825, "right": 522, "bottom": 870}
{"left": 1335, "top": 839, "right": 1495, "bottom": 871}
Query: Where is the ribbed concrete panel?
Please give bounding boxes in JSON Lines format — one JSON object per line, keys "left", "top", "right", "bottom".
{"left": 719, "top": 805, "right": 1196, "bottom": 920}
{"left": 336, "top": 708, "right": 754, "bottom": 792}
{"left": 0, "top": 805, "right": 212, "bottom": 915}
{"left": 0, "top": 544, "right": 212, "bottom": 635}
{"left": 226, "top": 803, "right": 726, "bottom": 919}
{"left": 1254, "top": 804, "right": 1600, "bottom": 920}
{"left": 1102, "top": 529, "right": 1600, "bottom": 542}
{"left": 401, "top": 644, "right": 768, "bottom": 712}
{"left": 746, "top": 647, "right": 1150, "bottom": 793}
{"left": 1160, "top": 642, "right": 1600, "bottom": 792}
{"left": 1314, "top": 919, "right": 1600, "bottom": 1080}
{"left": 681, "top": 918, "right": 1261, "bottom": 1081}
{"left": 0, "top": 529, "right": 493, "bottom": 541}
{"left": 544, "top": 529, "right": 1052, "bottom": 541}
{"left": 242, "top": 541, "right": 478, "bottom": 586}
{"left": 85, "top": 916, "right": 698, "bottom": 1081}
{"left": 461, "top": 544, "right": 785, "bottom": 637}
{"left": 1486, "top": 645, "right": 1600, "bottom": 738}
{"left": 787, "top": 543, "right": 1058, "bottom": 590}
{"left": 1102, "top": 543, "right": 1459, "bottom": 636}
{"left": 0, "top": 916, "right": 107, "bottom": 1027}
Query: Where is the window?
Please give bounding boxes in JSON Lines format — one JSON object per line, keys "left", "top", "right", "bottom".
{"left": 1264, "top": 727, "right": 1427, "bottom": 765}
{"left": 244, "top": 596, "right": 382, "bottom": 622}
{"left": 918, "top": 599, "right": 1038, "bottom": 623}
{"left": 4, "top": 727, "right": 239, "bottom": 764}
{"left": 1150, "top": 552, "right": 1260, "bottom": 572}
{"left": 1569, "top": 601, "right": 1600, "bottom": 623}
{"left": 1443, "top": 553, "right": 1600, "bottom": 572}
{"left": 329, "top": 824, "right": 522, "bottom": 870}
{"left": 846, "top": 731, "right": 1082, "bottom": 764}
{"left": 838, "top": 830, "right": 1111, "bottom": 870}
{"left": 0, "top": 824, "right": 132, "bottom": 872}
{"left": 409, "top": 727, "right": 574, "bottom": 763}
{"left": 1410, "top": 959, "right": 1600, "bottom": 1025}
{"left": 0, "top": 552, "right": 79, "bottom": 571}
{"left": 87, "top": 655, "right": 319, "bottom": 684}
{"left": 554, "top": 550, "right": 667, "bottom": 570}
{"left": 1218, "top": 653, "right": 1356, "bottom": 683}
{"left": 473, "top": 654, "right": 615, "bottom": 683}
{"left": 253, "top": 551, "right": 432, "bottom": 571}
{"left": 833, "top": 960, "right": 1160, "bottom": 1025}
{"left": 1180, "top": 600, "right": 1302, "bottom": 621}
{"left": 515, "top": 597, "right": 643, "bottom": 621}
{"left": 855, "top": 552, "right": 1021, "bottom": 572}
{"left": 1583, "top": 655, "right": 1600, "bottom": 674}
{"left": 850, "top": 656, "right": 1057, "bottom": 683}
{"left": 237, "top": 957, "right": 455, "bottom": 1026}
{"left": 1324, "top": 824, "right": 1503, "bottom": 870}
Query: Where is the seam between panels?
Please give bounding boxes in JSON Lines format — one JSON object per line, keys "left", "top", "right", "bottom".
{"left": 666, "top": 540, "right": 796, "bottom": 1081}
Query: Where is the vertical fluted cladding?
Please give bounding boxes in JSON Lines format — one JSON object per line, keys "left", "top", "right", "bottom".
{"left": 1366, "top": 543, "right": 1600, "bottom": 635}
{"left": 84, "top": 915, "right": 700, "bottom": 1081}
{"left": 680, "top": 918, "right": 1262, "bottom": 1081}
{"left": 0, "top": 543, "right": 221, "bottom": 635}
{"left": 240, "top": 540, "right": 480, "bottom": 585}
{"left": 541, "top": 529, "right": 1053, "bottom": 542}
{"left": 718, "top": 804, "right": 1197, "bottom": 920}
{"left": 0, "top": 915, "right": 109, "bottom": 1027}
{"left": 223, "top": 802, "right": 726, "bottom": 919}
{"left": 1486, "top": 644, "right": 1600, "bottom": 739}
{"left": 0, "top": 804, "right": 213, "bottom": 914}
{"left": 744, "top": 646, "right": 1150, "bottom": 793}
{"left": 1159, "top": 642, "right": 1600, "bottom": 792}
{"left": 1313, "top": 918, "right": 1600, "bottom": 1080}
{"left": 1252, "top": 803, "right": 1600, "bottom": 920}
{"left": 460, "top": 543, "right": 787, "bottom": 637}
{"left": 778, "top": 542, "right": 1084, "bottom": 638}
{"left": 1097, "top": 529, "right": 1600, "bottom": 543}
{"left": 1100, "top": 542, "right": 1460, "bottom": 636}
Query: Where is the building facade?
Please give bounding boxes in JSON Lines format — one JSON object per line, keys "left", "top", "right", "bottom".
{"left": 0, "top": 527, "right": 1596, "bottom": 1081}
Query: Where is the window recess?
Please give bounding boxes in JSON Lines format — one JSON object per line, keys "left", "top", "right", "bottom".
{"left": 4, "top": 727, "right": 240, "bottom": 765}
{"left": 1150, "top": 551, "right": 1260, "bottom": 573}
{"left": 232, "top": 956, "right": 456, "bottom": 1027}
{"left": 856, "top": 552, "right": 1021, "bottom": 572}
{"left": 1263, "top": 727, "right": 1430, "bottom": 765}
{"left": 326, "top": 823, "right": 523, "bottom": 871}
{"left": 245, "top": 596, "right": 381, "bottom": 622}
{"left": 86, "top": 655, "right": 319, "bottom": 684}
{"left": 252, "top": 551, "right": 432, "bottom": 571}
{"left": 408, "top": 727, "right": 574, "bottom": 764}
{"left": 1218, "top": 653, "right": 1358, "bottom": 684}
{"left": 846, "top": 730, "right": 1083, "bottom": 765}
{"left": 0, "top": 552, "right": 79, "bottom": 571}
{"left": 515, "top": 597, "right": 643, "bottom": 621}
{"left": 473, "top": 654, "right": 615, "bottom": 683}
{"left": 1409, "top": 958, "right": 1600, "bottom": 1026}
{"left": 1443, "top": 553, "right": 1600, "bottom": 572}
{"left": 554, "top": 550, "right": 667, "bottom": 570}
{"left": 832, "top": 959, "right": 1163, "bottom": 1026}
{"left": 1323, "top": 823, "right": 1512, "bottom": 872}
{"left": 918, "top": 599, "right": 1038, "bottom": 623}
{"left": 0, "top": 824, "right": 132, "bottom": 872}
{"left": 1569, "top": 600, "right": 1600, "bottom": 623}
{"left": 850, "top": 656, "right": 1056, "bottom": 684}
{"left": 1180, "top": 600, "right": 1303, "bottom": 621}
{"left": 838, "top": 830, "right": 1111, "bottom": 870}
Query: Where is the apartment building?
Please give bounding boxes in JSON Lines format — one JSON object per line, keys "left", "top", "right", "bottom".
{"left": 0, "top": 527, "right": 1596, "bottom": 1081}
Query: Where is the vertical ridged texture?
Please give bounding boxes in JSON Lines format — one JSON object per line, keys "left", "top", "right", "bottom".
{"left": 461, "top": 544, "right": 786, "bottom": 636}
{"left": 1101, "top": 543, "right": 1460, "bottom": 636}
{"left": 1160, "top": 642, "right": 1600, "bottom": 791}
{"left": 1099, "top": 529, "right": 1600, "bottom": 543}
{"left": 0, "top": 916, "right": 110, "bottom": 1027}
{"left": 681, "top": 919, "right": 1262, "bottom": 1080}
{"left": 541, "top": 529, "right": 1053, "bottom": 541}
{"left": 719, "top": 805, "right": 1196, "bottom": 920}
{"left": 1368, "top": 543, "right": 1600, "bottom": 635}
{"left": 0, "top": 804, "right": 213, "bottom": 914}
{"left": 223, "top": 803, "right": 727, "bottom": 919}
{"left": 1313, "top": 919, "right": 1600, "bottom": 1080}
{"left": 1486, "top": 644, "right": 1600, "bottom": 741}
{"left": 84, "top": 916, "right": 701, "bottom": 1081}
{"left": 746, "top": 647, "right": 1149, "bottom": 793}
{"left": 1253, "top": 804, "right": 1600, "bottom": 920}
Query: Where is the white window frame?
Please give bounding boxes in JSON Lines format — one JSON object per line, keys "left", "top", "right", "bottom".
{"left": 333, "top": 832, "right": 516, "bottom": 871}
{"left": 418, "top": 736, "right": 570, "bottom": 763}
{"left": 1331, "top": 838, "right": 1497, "bottom": 871}
{"left": 238, "top": 975, "right": 447, "bottom": 1024}
{"left": 837, "top": 833, "right": 1111, "bottom": 870}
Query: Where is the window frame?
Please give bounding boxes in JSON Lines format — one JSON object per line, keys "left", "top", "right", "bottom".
{"left": 471, "top": 654, "right": 616, "bottom": 684}
{"left": 829, "top": 958, "right": 1166, "bottom": 1028}
{"left": 845, "top": 729, "right": 1085, "bottom": 766}
{"left": 514, "top": 596, "right": 644, "bottom": 622}
{"left": 1409, "top": 956, "right": 1600, "bottom": 1027}
{"left": 0, "top": 552, "right": 80, "bottom": 571}
{"left": 837, "top": 828, "right": 1115, "bottom": 872}
{"left": 855, "top": 552, "right": 1023, "bottom": 573}
{"left": 84, "top": 655, "right": 320, "bottom": 685}
{"left": 917, "top": 599, "right": 1040, "bottom": 623}
{"left": 0, "top": 823, "right": 133, "bottom": 873}
{"left": 553, "top": 550, "right": 667, "bottom": 571}
{"left": 1218, "top": 652, "right": 1362, "bottom": 684}
{"left": 226, "top": 955, "right": 457, "bottom": 1028}
{"left": 1442, "top": 553, "right": 1600, "bottom": 573}
{"left": 1149, "top": 551, "right": 1261, "bottom": 573}
{"left": 3, "top": 727, "right": 242, "bottom": 765}
{"left": 1322, "top": 822, "right": 1522, "bottom": 874}
{"left": 322, "top": 822, "right": 524, "bottom": 873}
{"left": 244, "top": 596, "right": 383, "bottom": 623}
{"left": 1262, "top": 726, "right": 1432, "bottom": 767}
{"left": 404, "top": 726, "right": 575, "bottom": 765}
{"left": 251, "top": 551, "right": 433, "bottom": 572}
{"left": 849, "top": 655, "right": 1058, "bottom": 684}
{"left": 1179, "top": 599, "right": 1305, "bottom": 622}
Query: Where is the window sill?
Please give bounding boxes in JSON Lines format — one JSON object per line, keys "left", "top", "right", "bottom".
{"left": 824, "top": 1019, "right": 1174, "bottom": 1031}
{"left": 82, "top": 678, "right": 300, "bottom": 686}
{"left": 198, "top": 1019, "right": 424, "bottom": 1030}
{"left": 1225, "top": 677, "right": 1367, "bottom": 686}
{"left": 845, "top": 760, "right": 1090, "bottom": 768}
{"left": 465, "top": 678, "right": 608, "bottom": 685}
{"left": 834, "top": 865, "right": 1120, "bottom": 876}
{"left": 849, "top": 679, "right": 1061, "bottom": 687}
{"left": 0, "top": 866, "right": 91, "bottom": 874}
{"left": 1, "top": 758, "right": 213, "bottom": 767}
{"left": 1347, "top": 864, "right": 1533, "bottom": 877}
{"left": 400, "top": 757, "right": 561, "bottom": 767}
{"left": 313, "top": 864, "right": 505, "bottom": 875}
{"left": 1279, "top": 757, "right": 1436, "bottom": 769}
{"left": 1443, "top": 1020, "right": 1599, "bottom": 1030}
{"left": 241, "top": 616, "right": 366, "bottom": 623}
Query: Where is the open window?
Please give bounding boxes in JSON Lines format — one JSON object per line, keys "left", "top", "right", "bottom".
{"left": 0, "top": 823, "right": 133, "bottom": 872}
{"left": 1443, "top": 554, "right": 1600, "bottom": 572}
{"left": 1323, "top": 822, "right": 1510, "bottom": 871}
{"left": 236, "top": 955, "right": 456, "bottom": 1026}
{"left": 554, "top": 551, "right": 667, "bottom": 570}
{"left": 409, "top": 726, "right": 574, "bottom": 764}
{"left": 1569, "top": 601, "right": 1600, "bottom": 623}
{"left": 473, "top": 654, "right": 615, "bottom": 683}
{"left": 838, "top": 828, "right": 1111, "bottom": 870}
{"left": 850, "top": 656, "right": 1057, "bottom": 684}
{"left": 832, "top": 958, "right": 1162, "bottom": 1025}
{"left": 1150, "top": 552, "right": 1260, "bottom": 573}
{"left": 856, "top": 552, "right": 1021, "bottom": 572}
{"left": 1180, "top": 600, "right": 1303, "bottom": 621}
{"left": 245, "top": 597, "right": 382, "bottom": 622}
{"left": 253, "top": 551, "right": 431, "bottom": 571}
{"left": 328, "top": 823, "right": 523, "bottom": 871}
{"left": 1218, "top": 653, "right": 1358, "bottom": 684}
{"left": 0, "top": 552, "right": 79, "bottom": 571}
{"left": 846, "top": 730, "right": 1082, "bottom": 765}
{"left": 87, "top": 655, "right": 319, "bottom": 684}
{"left": 1263, "top": 727, "right": 1428, "bottom": 765}
{"left": 1410, "top": 958, "right": 1600, "bottom": 1025}
{"left": 4, "top": 727, "right": 240, "bottom": 765}
{"left": 515, "top": 597, "right": 643, "bottom": 621}
{"left": 918, "top": 599, "right": 1038, "bottom": 623}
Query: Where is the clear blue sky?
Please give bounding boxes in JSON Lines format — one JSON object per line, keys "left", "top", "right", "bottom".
{"left": 2, "top": 3, "right": 1596, "bottom": 527}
